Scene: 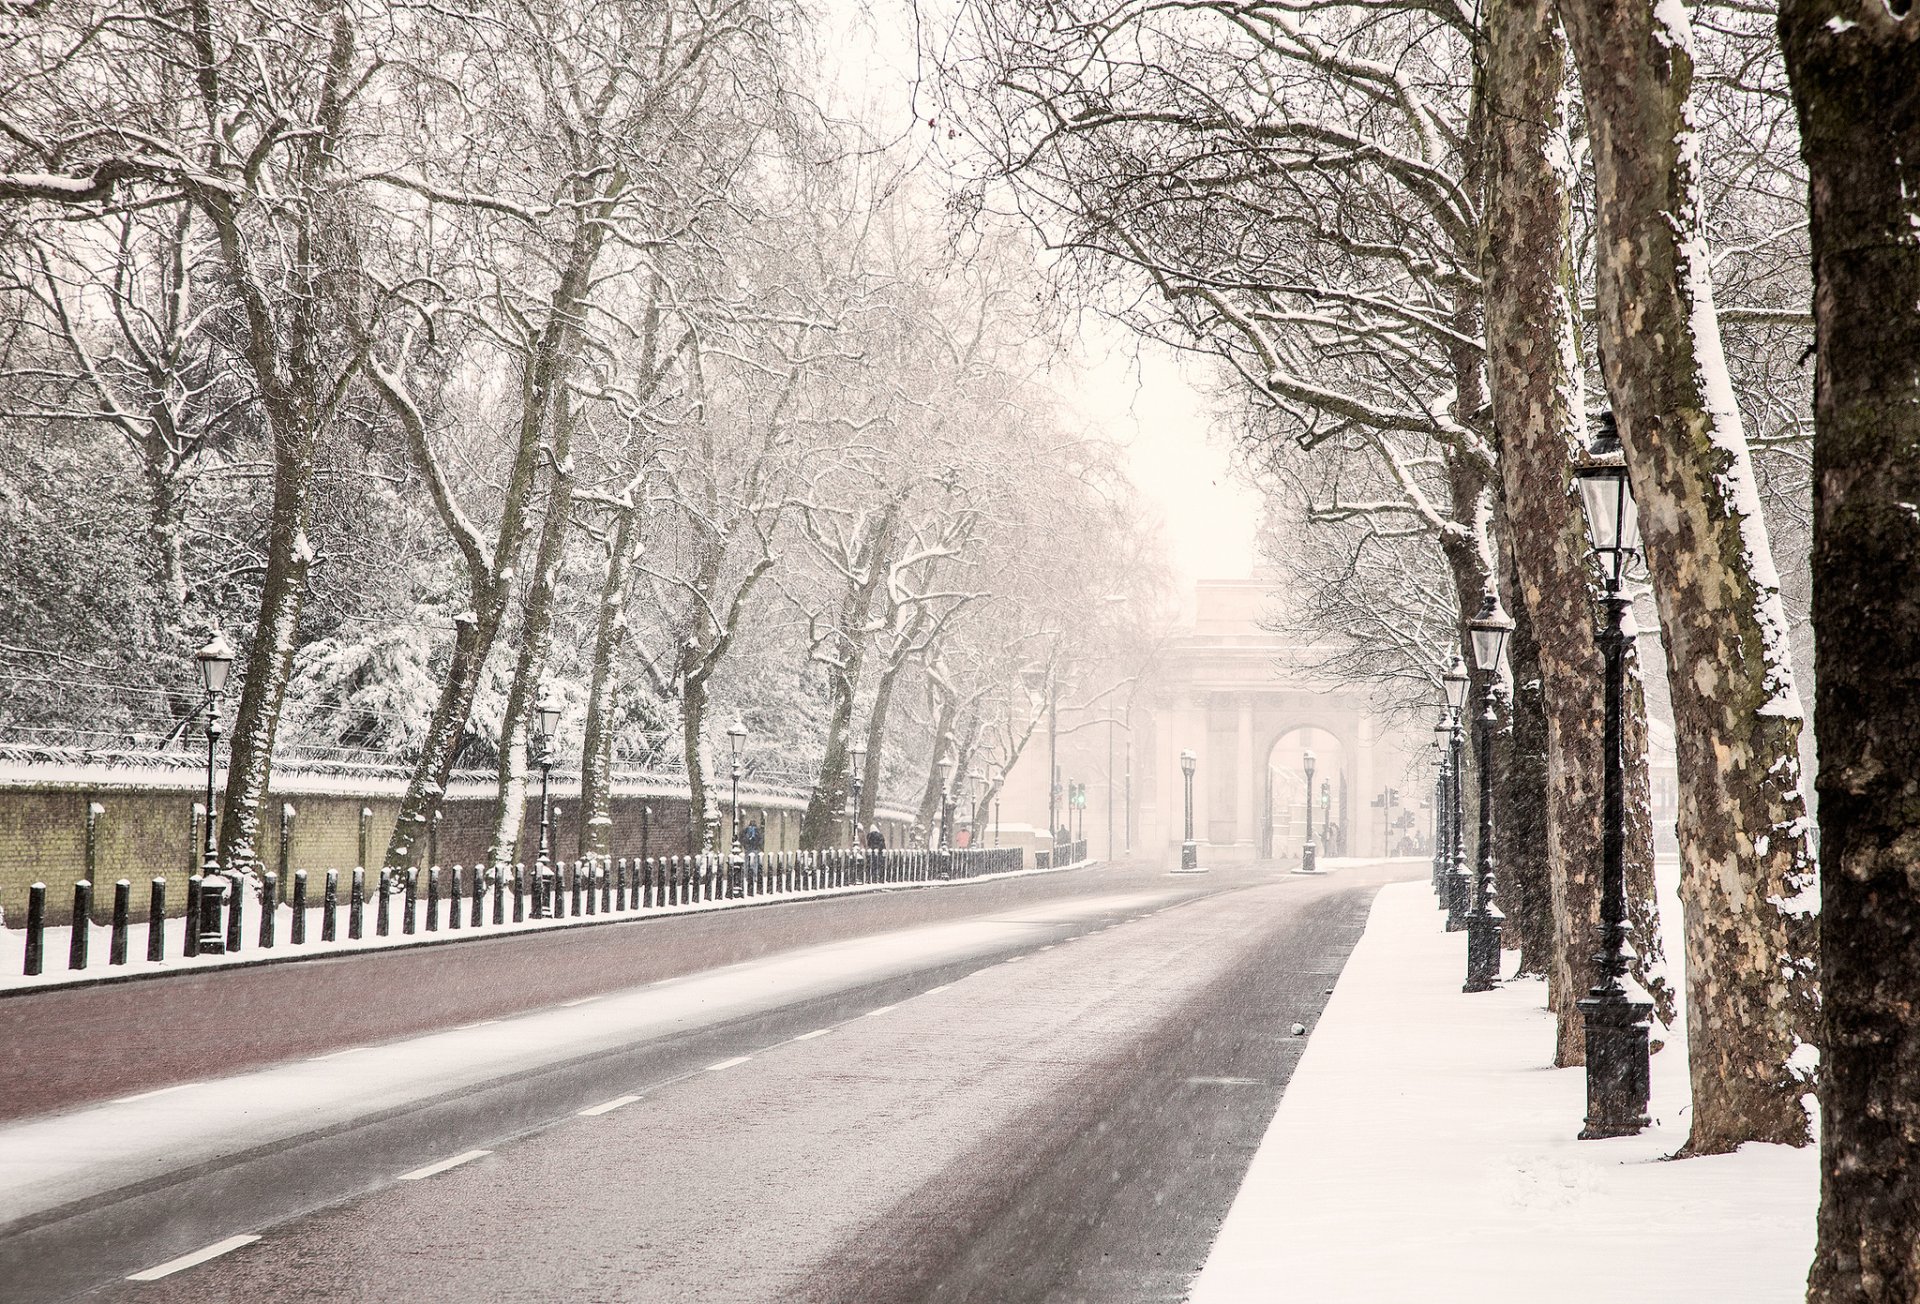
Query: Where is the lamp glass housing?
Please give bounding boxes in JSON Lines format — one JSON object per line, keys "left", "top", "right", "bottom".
{"left": 1180, "top": 748, "right": 1196, "bottom": 776}
{"left": 726, "top": 718, "right": 748, "bottom": 757}
{"left": 1468, "top": 594, "right": 1515, "bottom": 673}
{"left": 850, "top": 740, "right": 866, "bottom": 772}
{"left": 1575, "top": 415, "right": 1642, "bottom": 589}
{"left": 195, "top": 634, "right": 235, "bottom": 695}
{"left": 1442, "top": 656, "right": 1470, "bottom": 712}
{"left": 536, "top": 697, "right": 562, "bottom": 743}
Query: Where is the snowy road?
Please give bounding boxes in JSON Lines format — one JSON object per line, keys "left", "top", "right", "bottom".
{"left": 3, "top": 858, "right": 1414, "bottom": 1303}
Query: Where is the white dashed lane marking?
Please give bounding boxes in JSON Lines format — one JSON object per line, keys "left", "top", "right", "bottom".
{"left": 127, "top": 1235, "right": 261, "bottom": 1281}
{"left": 397, "top": 1150, "right": 491, "bottom": 1181}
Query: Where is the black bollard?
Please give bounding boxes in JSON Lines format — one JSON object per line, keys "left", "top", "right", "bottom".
{"left": 260, "top": 872, "right": 278, "bottom": 948}
{"left": 571, "top": 861, "right": 583, "bottom": 917}
{"left": 472, "top": 865, "right": 484, "bottom": 928}
{"left": 349, "top": 867, "right": 365, "bottom": 939}
{"left": 447, "top": 865, "right": 462, "bottom": 930}
{"left": 184, "top": 875, "right": 202, "bottom": 957}
{"left": 110, "top": 880, "right": 131, "bottom": 965}
{"left": 494, "top": 865, "right": 505, "bottom": 926}
{"left": 584, "top": 862, "right": 596, "bottom": 917}
{"left": 404, "top": 868, "right": 418, "bottom": 934}
{"left": 24, "top": 882, "right": 45, "bottom": 976}
{"left": 198, "top": 875, "right": 228, "bottom": 956}
{"left": 322, "top": 868, "right": 338, "bottom": 941}
{"left": 615, "top": 859, "right": 626, "bottom": 911}
{"left": 225, "top": 870, "right": 242, "bottom": 953}
{"left": 426, "top": 867, "right": 440, "bottom": 932}
{"left": 512, "top": 863, "right": 525, "bottom": 923}
{"left": 70, "top": 880, "right": 92, "bottom": 970}
{"left": 148, "top": 878, "right": 166, "bottom": 962}
{"left": 601, "top": 860, "right": 611, "bottom": 914}
{"left": 291, "top": 870, "right": 308, "bottom": 944}
{"left": 377, "top": 869, "right": 392, "bottom": 936}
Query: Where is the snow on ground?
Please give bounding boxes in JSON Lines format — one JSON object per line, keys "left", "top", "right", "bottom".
{"left": 0, "top": 858, "right": 1090, "bottom": 993}
{"left": 1187, "top": 879, "right": 1818, "bottom": 1304}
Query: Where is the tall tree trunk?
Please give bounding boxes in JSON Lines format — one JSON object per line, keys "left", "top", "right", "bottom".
{"left": 857, "top": 654, "right": 906, "bottom": 830}
{"left": 1480, "top": 0, "right": 1671, "bottom": 1062}
{"left": 1559, "top": 0, "right": 1820, "bottom": 1151}
{"left": 680, "top": 670, "right": 713, "bottom": 852}
{"left": 1779, "top": 2, "right": 1920, "bottom": 1296}
{"left": 579, "top": 507, "right": 639, "bottom": 858}
{"left": 914, "top": 698, "right": 960, "bottom": 842}
{"left": 487, "top": 447, "right": 578, "bottom": 869}
{"left": 217, "top": 458, "right": 316, "bottom": 871}
{"left": 800, "top": 507, "right": 897, "bottom": 849}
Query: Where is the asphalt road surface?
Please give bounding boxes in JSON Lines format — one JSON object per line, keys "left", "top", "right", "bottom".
{"left": 2, "top": 856, "right": 1416, "bottom": 1303}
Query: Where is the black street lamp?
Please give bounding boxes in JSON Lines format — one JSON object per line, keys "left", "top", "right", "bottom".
{"left": 1295, "top": 750, "right": 1321, "bottom": 874}
{"left": 1574, "top": 411, "right": 1653, "bottom": 1138}
{"left": 1430, "top": 725, "right": 1450, "bottom": 904}
{"left": 533, "top": 691, "right": 560, "bottom": 918}
{"left": 1179, "top": 748, "right": 1198, "bottom": 871}
{"left": 193, "top": 634, "right": 235, "bottom": 879}
{"left": 849, "top": 738, "right": 867, "bottom": 847}
{"left": 938, "top": 754, "right": 955, "bottom": 852}
{"left": 1442, "top": 655, "right": 1472, "bottom": 930}
{"left": 727, "top": 718, "right": 748, "bottom": 853}
{"left": 1464, "top": 592, "right": 1513, "bottom": 992}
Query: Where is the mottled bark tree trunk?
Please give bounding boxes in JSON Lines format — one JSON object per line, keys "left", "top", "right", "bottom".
{"left": 1779, "top": 1, "right": 1920, "bottom": 1296}
{"left": 1481, "top": 0, "right": 1669, "bottom": 1063}
{"left": 1559, "top": 0, "right": 1820, "bottom": 1151}
{"left": 579, "top": 507, "right": 639, "bottom": 859}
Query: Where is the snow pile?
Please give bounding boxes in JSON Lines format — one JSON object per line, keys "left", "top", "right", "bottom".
{"left": 1187, "top": 881, "right": 1817, "bottom": 1304}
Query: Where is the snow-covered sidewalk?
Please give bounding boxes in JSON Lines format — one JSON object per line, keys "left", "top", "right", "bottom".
{"left": 1187, "top": 880, "right": 1817, "bottom": 1303}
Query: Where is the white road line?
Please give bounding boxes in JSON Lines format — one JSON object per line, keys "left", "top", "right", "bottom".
{"left": 453, "top": 1019, "right": 500, "bottom": 1031}
{"left": 865, "top": 1004, "right": 897, "bottom": 1017}
{"left": 1038, "top": 945, "right": 1055, "bottom": 951}
{"left": 396, "top": 1149, "right": 491, "bottom": 1181}
{"left": 1003, "top": 956, "right": 1026, "bottom": 965}
{"left": 127, "top": 1234, "right": 261, "bottom": 1281}
{"left": 307, "top": 1046, "right": 369, "bottom": 1062}
{"left": 578, "top": 1094, "right": 641, "bottom": 1117}
{"left": 791, "top": 1028, "right": 831, "bottom": 1042}
{"left": 559, "top": 996, "right": 601, "bottom": 1007}
{"left": 113, "top": 1082, "right": 193, "bottom": 1105}
{"left": 705, "top": 1055, "right": 752, "bottom": 1072}
{"left": 923, "top": 984, "right": 952, "bottom": 995}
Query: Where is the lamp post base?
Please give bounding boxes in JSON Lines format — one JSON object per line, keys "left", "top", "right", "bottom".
{"left": 1463, "top": 911, "right": 1504, "bottom": 991}
{"left": 1444, "top": 869, "right": 1472, "bottom": 930}
{"left": 1576, "top": 992, "right": 1653, "bottom": 1139}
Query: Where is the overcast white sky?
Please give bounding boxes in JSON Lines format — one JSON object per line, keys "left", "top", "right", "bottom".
{"left": 815, "top": 0, "right": 1264, "bottom": 592}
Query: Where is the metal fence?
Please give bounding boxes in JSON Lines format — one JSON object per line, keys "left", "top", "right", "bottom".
{"left": 16, "top": 844, "right": 1037, "bottom": 979}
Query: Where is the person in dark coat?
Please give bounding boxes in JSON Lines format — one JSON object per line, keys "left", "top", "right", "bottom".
{"left": 865, "top": 824, "right": 885, "bottom": 851}
{"left": 741, "top": 821, "right": 763, "bottom": 853}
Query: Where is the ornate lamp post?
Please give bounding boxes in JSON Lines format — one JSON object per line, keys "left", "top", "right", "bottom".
{"left": 193, "top": 635, "right": 235, "bottom": 877}
{"left": 989, "top": 764, "right": 1002, "bottom": 847}
{"left": 1179, "top": 748, "right": 1198, "bottom": 871}
{"left": 727, "top": 718, "right": 748, "bottom": 853}
{"left": 532, "top": 691, "right": 561, "bottom": 918}
{"left": 1294, "top": 750, "right": 1321, "bottom": 874}
{"left": 1442, "top": 655, "right": 1472, "bottom": 929}
{"left": 1573, "top": 411, "right": 1653, "bottom": 1138}
{"left": 937, "top": 755, "right": 955, "bottom": 852}
{"left": 849, "top": 738, "right": 867, "bottom": 847}
{"left": 1430, "top": 724, "right": 1450, "bottom": 903}
{"left": 1464, "top": 593, "right": 1513, "bottom": 992}
{"left": 192, "top": 634, "right": 235, "bottom": 955}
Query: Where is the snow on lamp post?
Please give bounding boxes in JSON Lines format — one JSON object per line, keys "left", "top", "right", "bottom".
{"left": 1464, "top": 592, "right": 1513, "bottom": 993}
{"left": 1573, "top": 410, "right": 1653, "bottom": 1138}
{"left": 1179, "top": 748, "right": 1198, "bottom": 871}
{"left": 1442, "top": 654, "right": 1472, "bottom": 930}
{"left": 533, "top": 691, "right": 560, "bottom": 918}
{"left": 1294, "top": 750, "right": 1321, "bottom": 874}
{"left": 849, "top": 738, "right": 867, "bottom": 848}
